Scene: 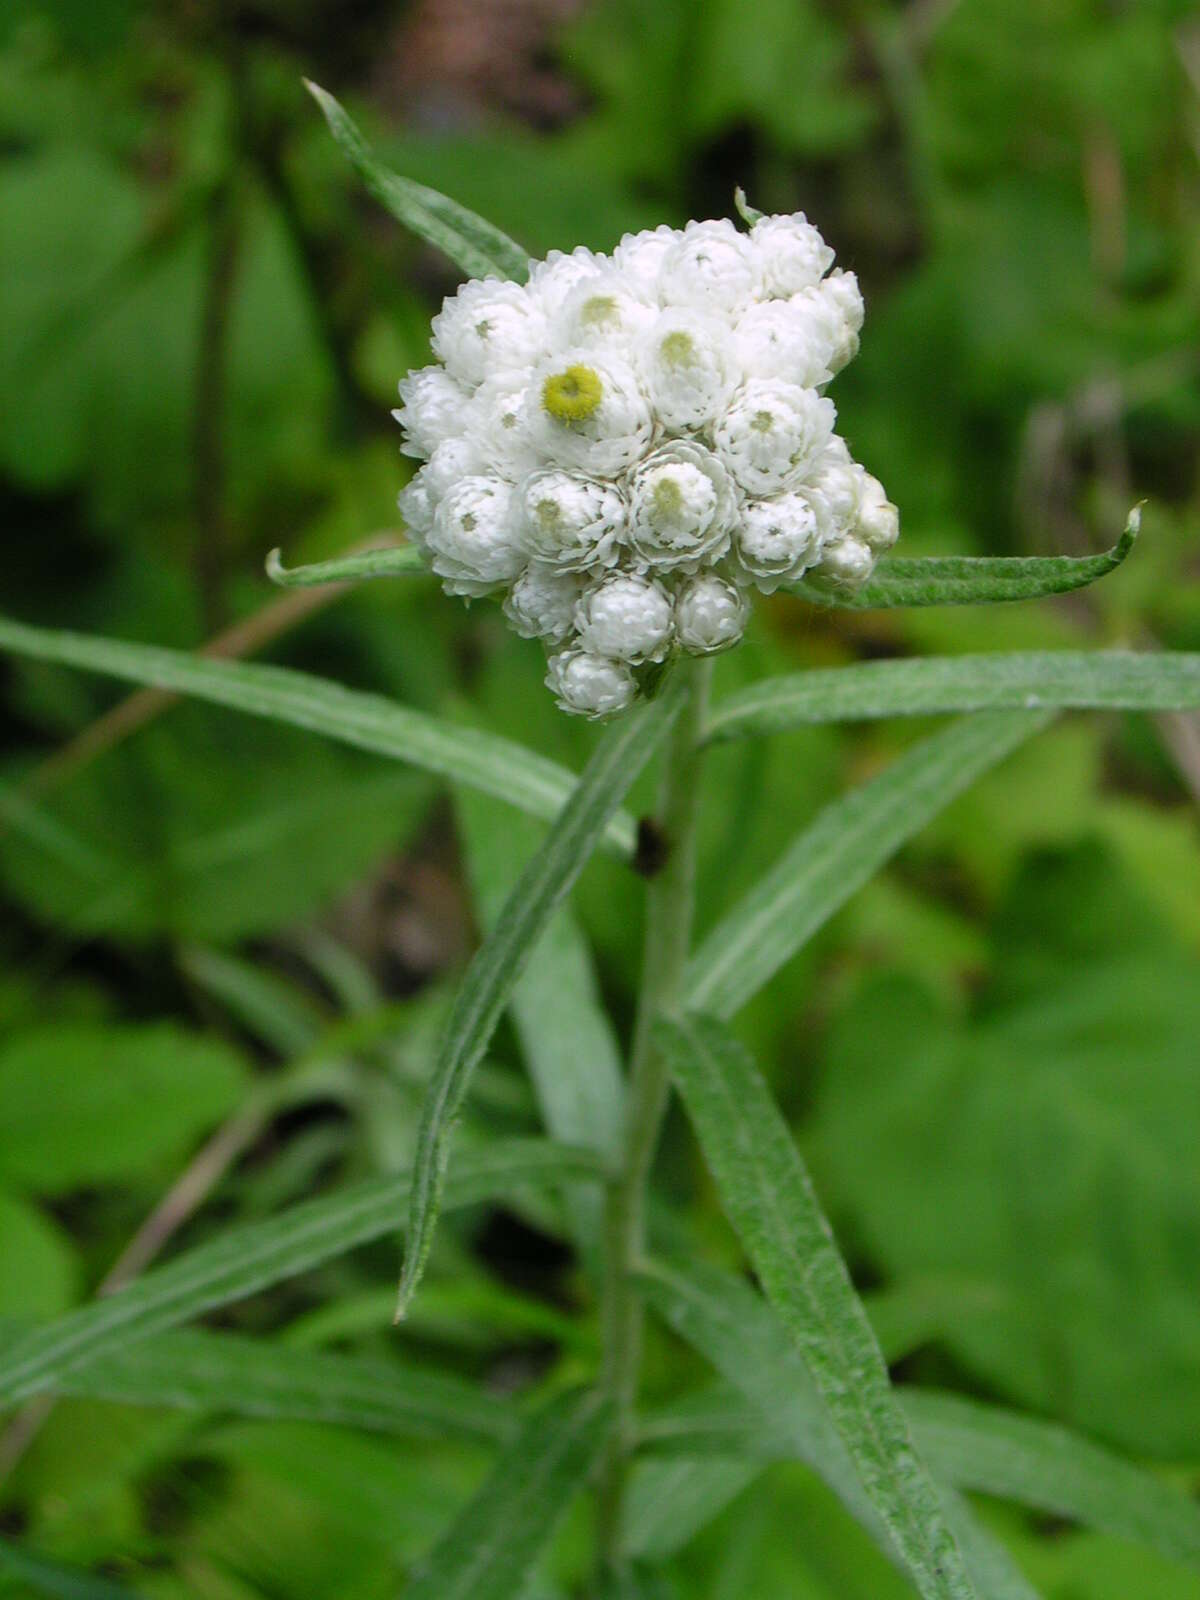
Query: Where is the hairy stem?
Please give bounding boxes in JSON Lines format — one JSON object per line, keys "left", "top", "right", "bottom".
{"left": 596, "top": 654, "right": 712, "bottom": 1570}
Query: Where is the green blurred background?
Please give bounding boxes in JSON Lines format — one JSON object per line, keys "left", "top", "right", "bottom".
{"left": 1, "top": 0, "right": 1200, "bottom": 1594}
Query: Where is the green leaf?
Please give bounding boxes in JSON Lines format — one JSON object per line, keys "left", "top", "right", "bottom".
{"left": 0, "top": 1537, "right": 139, "bottom": 1600}
{"left": 788, "top": 509, "right": 1140, "bottom": 609}
{"left": 811, "top": 842, "right": 1200, "bottom": 1456}
{"left": 904, "top": 1391, "right": 1200, "bottom": 1572}
{"left": 0, "top": 1022, "right": 247, "bottom": 1192}
{"left": 45, "top": 1326, "right": 514, "bottom": 1447}
{"left": 621, "top": 1456, "right": 762, "bottom": 1560}
{"left": 0, "top": 1192, "right": 78, "bottom": 1319}
{"left": 456, "top": 791, "right": 626, "bottom": 1247}
{"left": 0, "top": 720, "right": 432, "bottom": 943}
{"left": 641, "top": 1266, "right": 1200, "bottom": 1575}
{"left": 266, "top": 543, "right": 428, "bottom": 589}
{"left": 305, "top": 80, "right": 531, "bottom": 284}
{"left": 0, "top": 614, "right": 636, "bottom": 859}
{"left": 656, "top": 1012, "right": 978, "bottom": 1600}
{"left": 638, "top": 1262, "right": 889, "bottom": 1543}
{"left": 402, "top": 1387, "right": 611, "bottom": 1600}
{"left": 935, "top": 1489, "right": 1042, "bottom": 1600}
{"left": 0, "top": 1137, "right": 600, "bottom": 1408}
{"left": 705, "top": 649, "right": 1200, "bottom": 742}
{"left": 686, "top": 712, "right": 1049, "bottom": 1018}
{"left": 397, "top": 688, "right": 681, "bottom": 1315}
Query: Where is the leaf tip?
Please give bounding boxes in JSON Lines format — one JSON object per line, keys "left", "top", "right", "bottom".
{"left": 733, "top": 187, "right": 764, "bottom": 227}
{"left": 1120, "top": 500, "right": 1145, "bottom": 554}
{"left": 264, "top": 548, "right": 289, "bottom": 586}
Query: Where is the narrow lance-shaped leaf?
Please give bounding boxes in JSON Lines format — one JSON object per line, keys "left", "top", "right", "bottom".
{"left": 936, "top": 1487, "right": 1042, "bottom": 1600}
{"left": 0, "top": 1138, "right": 600, "bottom": 1408}
{"left": 686, "top": 711, "right": 1050, "bottom": 1019}
{"left": 657, "top": 1012, "right": 979, "bottom": 1600}
{"left": 904, "top": 1390, "right": 1200, "bottom": 1571}
{"left": 642, "top": 1377, "right": 1200, "bottom": 1579}
{"left": 621, "top": 1456, "right": 762, "bottom": 1562}
{"left": 306, "top": 80, "right": 530, "bottom": 284}
{"left": 44, "top": 1326, "right": 515, "bottom": 1447}
{"left": 705, "top": 649, "right": 1200, "bottom": 742}
{"left": 266, "top": 543, "right": 427, "bottom": 589}
{"left": 787, "top": 507, "right": 1139, "bottom": 609}
{"left": 0, "top": 614, "right": 636, "bottom": 859}
{"left": 637, "top": 1259, "right": 892, "bottom": 1549}
{"left": 457, "top": 790, "right": 626, "bottom": 1251}
{"left": 402, "top": 1387, "right": 611, "bottom": 1600}
{"left": 632, "top": 1267, "right": 1030, "bottom": 1595}
{"left": 397, "top": 687, "right": 682, "bottom": 1316}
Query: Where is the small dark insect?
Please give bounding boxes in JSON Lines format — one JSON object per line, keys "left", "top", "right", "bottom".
{"left": 633, "top": 816, "right": 670, "bottom": 878}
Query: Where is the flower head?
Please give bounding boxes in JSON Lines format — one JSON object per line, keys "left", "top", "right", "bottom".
{"left": 715, "top": 380, "right": 835, "bottom": 497}
{"left": 431, "top": 279, "right": 546, "bottom": 385}
{"left": 516, "top": 468, "right": 627, "bottom": 572}
{"left": 575, "top": 572, "right": 674, "bottom": 663}
{"left": 628, "top": 441, "right": 736, "bottom": 572}
{"left": 545, "top": 648, "right": 636, "bottom": 718}
{"left": 393, "top": 201, "right": 897, "bottom": 714}
{"left": 674, "top": 573, "right": 748, "bottom": 654}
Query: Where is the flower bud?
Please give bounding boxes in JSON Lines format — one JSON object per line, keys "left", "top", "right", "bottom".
{"left": 431, "top": 279, "right": 546, "bottom": 386}
{"left": 467, "top": 374, "right": 540, "bottom": 481}
{"left": 393, "top": 367, "right": 471, "bottom": 460}
{"left": 750, "top": 212, "right": 834, "bottom": 298}
{"left": 735, "top": 491, "right": 823, "bottom": 592}
{"left": 658, "top": 219, "right": 762, "bottom": 322}
{"left": 733, "top": 300, "right": 834, "bottom": 389}
{"left": 612, "top": 224, "right": 681, "bottom": 300}
{"left": 526, "top": 246, "right": 605, "bottom": 317}
{"left": 516, "top": 468, "right": 627, "bottom": 572}
{"left": 715, "top": 380, "right": 835, "bottom": 497}
{"left": 428, "top": 476, "right": 523, "bottom": 596}
{"left": 855, "top": 473, "right": 899, "bottom": 551}
{"left": 545, "top": 648, "right": 636, "bottom": 719}
{"left": 814, "top": 532, "right": 875, "bottom": 589}
{"left": 503, "top": 562, "right": 583, "bottom": 642}
{"left": 575, "top": 572, "right": 674, "bottom": 663}
{"left": 628, "top": 441, "right": 737, "bottom": 572}
{"left": 638, "top": 308, "right": 736, "bottom": 431}
{"left": 675, "top": 573, "right": 748, "bottom": 654}
{"left": 555, "top": 270, "right": 658, "bottom": 352}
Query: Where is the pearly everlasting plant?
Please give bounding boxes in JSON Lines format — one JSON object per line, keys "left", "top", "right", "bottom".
{"left": 1, "top": 84, "right": 1187, "bottom": 1600}
{"left": 393, "top": 209, "right": 896, "bottom": 717}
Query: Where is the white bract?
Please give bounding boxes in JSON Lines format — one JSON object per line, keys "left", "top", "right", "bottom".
{"left": 428, "top": 476, "right": 522, "bottom": 596}
{"left": 516, "top": 468, "right": 627, "bottom": 572}
{"left": 503, "top": 561, "right": 583, "bottom": 642}
{"left": 431, "top": 278, "right": 546, "bottom": 385}
{"left": 575, "top": 572, "right": 674, "bottom": 664}
{"left": 639, "top": 309, "right": 736, "bottom": 431}
{"left": 394, "top": 205, "right": 897, "bottom": 714}
{"left": 675, "top": 574, "right": 748, "bottom": 654}
{"left": 735, "top": 490, "right": 824, "bottom": 592}
{"left": 714, "top": 380, "right": 835, "bottom": 496}
{"left": 628, "top": 441, "right": 736, "bottom": 572}
{"left": 545, "top": 649, "right": 636, "bottom": 719}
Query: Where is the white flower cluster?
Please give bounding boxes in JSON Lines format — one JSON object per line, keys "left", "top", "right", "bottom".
{"left": 395, "top": 212, "right": 897, "bottom": 718}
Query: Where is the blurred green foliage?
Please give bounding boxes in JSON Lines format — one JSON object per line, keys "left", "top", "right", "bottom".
{"left": 1, "top": 0, "right": 1199, "bottom": 1595}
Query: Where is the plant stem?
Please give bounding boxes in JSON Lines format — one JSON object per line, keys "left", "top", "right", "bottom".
{"left": 596, "top": 654, "right": 713, "bottom": 1572}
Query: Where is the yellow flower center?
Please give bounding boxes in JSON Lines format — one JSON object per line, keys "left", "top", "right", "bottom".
{"left": 660, "top": 330, "right": 696, "bottom": 367}
{"left": 542, "top": 364, "right": 604, "bottom": 424}
{"left": 650, "top": 475, "right": 684, "bottom": 521}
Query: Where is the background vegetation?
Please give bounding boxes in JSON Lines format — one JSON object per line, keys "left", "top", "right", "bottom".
{"left": 1, "top": 0, "right": 1199, "bottom": 1595}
